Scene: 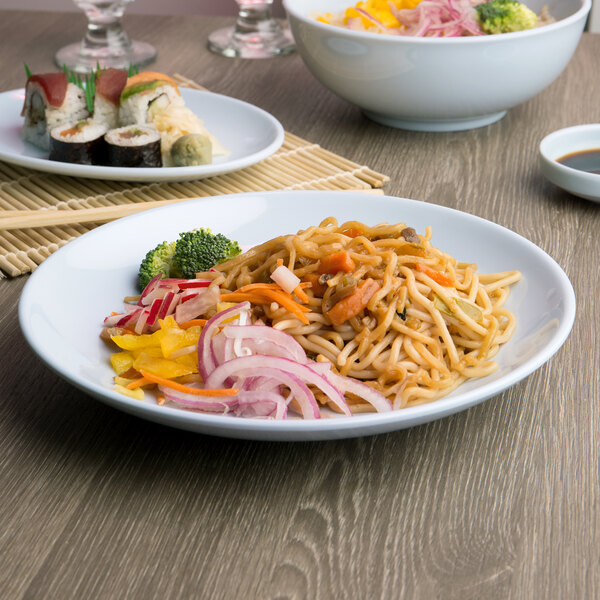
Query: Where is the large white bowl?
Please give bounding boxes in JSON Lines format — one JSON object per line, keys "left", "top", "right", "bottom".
{"left": 283, "top": 0, "right": 590, "bottom": 131}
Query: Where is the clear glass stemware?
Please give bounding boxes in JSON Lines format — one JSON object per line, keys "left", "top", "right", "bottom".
{"left": 207, "top": 0, "right": 295, "bottom": 59}
{"left": 55, "top": 0, "right": 157, "bottom": 74}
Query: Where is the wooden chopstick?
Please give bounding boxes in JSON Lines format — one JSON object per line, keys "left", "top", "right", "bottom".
{"left": 0, "top": 199, "right": 185, "bottom": 230}
{"left": 0, "top": 188, "right": 384, "bottom": 231}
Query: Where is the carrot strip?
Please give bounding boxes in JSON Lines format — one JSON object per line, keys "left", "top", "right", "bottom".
{"left": 293, "top": 284, "right": 310, "bottom": 304}
{"left": 179, "top": 318, "right": 208, "bottom": 328}
{"left": 126, "top": 376, "right": 153, "bottom": 389}
{"left": 327, "top": 278, "right": 380, "bottom": 326}
{"left": 236, "top": 283, "right": 285, "bottom": 292}
{"left": 318, "top": 251, "right": 355, "bottom": 274}
{"left": 221, "top": 290, "right": 310, "bottom": 324}
{"left": 139, "top": 370, "right": 238, "bottom": 396}
{"left": 415, "top": 262, "right": 454, "bottom": 286}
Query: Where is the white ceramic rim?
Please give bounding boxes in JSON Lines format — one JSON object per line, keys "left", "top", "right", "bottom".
{"left": 283, "top": 0, "right": 592, "bottom": 44}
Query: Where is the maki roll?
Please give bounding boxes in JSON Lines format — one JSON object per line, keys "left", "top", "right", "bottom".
{"left": 119, "top": 72, "right": 184, "bottom": 126}
{"left": 22, "top": 72, "right": 89, "bottom": 151}
{"left": 49, "top": 120, "right": 107, "bottom": 165}
{"left": 105, "top": 125, "right": 162, "bottom": 168}
{"left": 92, "top": 68, "right": 128, "bottom": 130}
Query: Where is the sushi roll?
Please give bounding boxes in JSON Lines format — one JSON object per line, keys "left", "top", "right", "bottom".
{"left": 119, "top": 72, "right": 184, "bottom": 127}
{"left": 92, "top": 68, "right": 128, "bottom": 130}
{"left": 49, "top": 120, "right": 107, "bottom": 165}
{"left": 104, "top": 125, "right": 162, "bottom": 168}
{"left": 22, "top": 72, "right": 89, "bottom": 151}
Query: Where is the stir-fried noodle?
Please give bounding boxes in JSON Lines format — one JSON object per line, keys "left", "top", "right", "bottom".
{"left": 212, "top": 218, "right": 521, "bottom": 411}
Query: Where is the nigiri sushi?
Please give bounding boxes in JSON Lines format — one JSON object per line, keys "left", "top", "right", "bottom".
{"left": 21, "top": 72, "right": 89, "bottom": 151}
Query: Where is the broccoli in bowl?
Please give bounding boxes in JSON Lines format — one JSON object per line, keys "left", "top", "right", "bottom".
{"left": 475, "top": 0, "right": 539, "bottom": 34}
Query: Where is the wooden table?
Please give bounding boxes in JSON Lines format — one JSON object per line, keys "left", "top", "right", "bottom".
{"left": 1, "top": 10, "right": 598, "bottom": 599}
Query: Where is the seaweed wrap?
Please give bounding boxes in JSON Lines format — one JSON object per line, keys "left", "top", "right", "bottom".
{"left": 22, "top": 72, "right": 89, "bottom": 151}
{"left": 49, "top": 120, "right": 107, "bottom": 165}
{"left": 104, "top": 125, "right": 162, "bottom": 168}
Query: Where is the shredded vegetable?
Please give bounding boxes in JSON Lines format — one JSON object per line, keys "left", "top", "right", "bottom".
{"left": 314, "top": 0, "right": 549, "bottom": 37}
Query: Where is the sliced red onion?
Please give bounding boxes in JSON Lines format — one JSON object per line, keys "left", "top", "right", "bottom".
{"left": 355, "top": 7, "right": 387, "bottom": 30}
{"left": 235, "top": 391, "right": 287, "bottom": 419}
{"left": 242, "top": 367, "right": 319, "bottom": 419}
{"left": 197, "top": 302, "right": 251, "bottom": 379}
{"left": 204, "top": 355, "right": 350, "bottom": 417}
{"left": 221, "top": 324, "right": 307, "bottom": 363}
{"left": 159, "top": 386, "right": 238, "bottom": 412}
{"left": 323, "top": 371, "right": 392, "bottom": 413}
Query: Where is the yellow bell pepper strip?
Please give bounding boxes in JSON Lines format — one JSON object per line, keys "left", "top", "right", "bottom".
{"left": 133, "top": 352, "right": 196, "bottom": 379}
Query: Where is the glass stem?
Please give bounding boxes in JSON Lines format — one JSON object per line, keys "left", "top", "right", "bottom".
{"left": 235, "top": 3, "right": 281, "bottom": 36}
{"left": 81, "top": 3, "right": 131, "bottom": 54}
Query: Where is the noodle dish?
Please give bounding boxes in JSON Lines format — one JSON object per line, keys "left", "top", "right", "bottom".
{"left": 102, "top": 218, "right": 521, "bottom": 419}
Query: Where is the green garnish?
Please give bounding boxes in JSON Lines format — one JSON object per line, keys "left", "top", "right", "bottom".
{"left": 24, "top": 63, "right": 32, "bottom": 78}
{"left": 59, "top": 62, "right": 138, "bottom": 114}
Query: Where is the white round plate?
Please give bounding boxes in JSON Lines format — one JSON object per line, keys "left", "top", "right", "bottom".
{"left": 0, "top": 88, "right": 284, "bottom": 182}
{"left": 19, "top": 191, "right": 576, "bottom": 441}
{"left": 539, "top": 124, "right": 600, "bottom": 202}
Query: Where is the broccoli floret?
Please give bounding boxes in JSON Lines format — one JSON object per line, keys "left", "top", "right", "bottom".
{"left": 475, "top": 0, "right": 538, "bottom": 34}
{"left": 173, "top": 228, "right": 242, "bottom": 278}
{"left": 137, "top": 240, "right": 180, "bottom": 292}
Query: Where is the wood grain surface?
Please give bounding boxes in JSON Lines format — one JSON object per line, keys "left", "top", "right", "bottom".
{"left": 0, "top": 10, "right": 598, "bottom": 600}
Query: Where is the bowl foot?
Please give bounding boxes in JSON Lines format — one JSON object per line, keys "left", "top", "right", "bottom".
{"left": 363, "top": 110, "right": 507, "bottom": 132}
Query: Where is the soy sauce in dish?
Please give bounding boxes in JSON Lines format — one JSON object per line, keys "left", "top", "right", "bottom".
{"left": 557, "top": 148, "right": 600, "bottom": 175}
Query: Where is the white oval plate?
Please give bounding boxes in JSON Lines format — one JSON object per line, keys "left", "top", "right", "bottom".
{"left": 0, "top": 88, "right": 284, "bottom": 182}
{"left": 19, "top": 191, "right": 576, "bottom": 441}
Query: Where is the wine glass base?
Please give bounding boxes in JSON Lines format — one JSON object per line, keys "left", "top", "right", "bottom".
{"left": 55, "top": 40, "right": 157, "bottom": 73}
{"left": 207, "top": 25, "right": 295, "bottom": 59}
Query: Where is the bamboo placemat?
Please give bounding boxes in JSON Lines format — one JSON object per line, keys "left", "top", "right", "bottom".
{"left": 0, "top": 75, "right": 389, "bottom": 278}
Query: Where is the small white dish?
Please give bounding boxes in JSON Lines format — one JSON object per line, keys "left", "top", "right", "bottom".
{"left": 0, "top": 88, "right": 284, "bottom": 182}
{"left": 539, "top": 124, "right": 600, "bottom": 202}
{"left": 19, "top": 191, "right": 576, "bottom": 441}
